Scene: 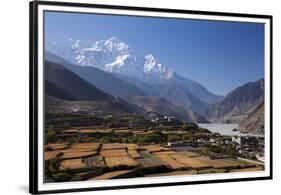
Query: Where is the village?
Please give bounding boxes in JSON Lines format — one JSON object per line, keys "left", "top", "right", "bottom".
{"left": 44, "top": 113, "right": 264, "bottom": 182}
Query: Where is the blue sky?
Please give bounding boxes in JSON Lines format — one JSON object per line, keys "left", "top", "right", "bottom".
{"left": 45, "top": 11, "right": 264, "bottom": 96}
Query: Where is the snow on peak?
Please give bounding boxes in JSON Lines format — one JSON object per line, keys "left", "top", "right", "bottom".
{"left": 106, "top": 37, "right": 129, "bottom": 52}
{"left": 92, "top": 37, "right": 129, "bottom": 53}
{"left": 71, "top": 40, "right": 81, "bottom": 50}
{"left": 105, "top": 53, "right": 131, "bottom": 72}
{"left": 144, "top": 54, "right": 157, "bottom": 72}
{"left": 105, "top": 36, "right": 123, "bottom": 44}
{"left": 143, "top": 54, "right": 175, "bottom": 80}
{"left": 145, "top": 54, "right": 155, "bottom": 60}
{"left": 46, "top": 37, "right": 176, "bottom": 83}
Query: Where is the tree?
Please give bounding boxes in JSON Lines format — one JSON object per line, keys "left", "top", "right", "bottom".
{"left": 129, "top": 133, "right": 163, "bottom": 144}
{"left": 210, "top": 145, "right": 223, "bottom": 153}
{"left": 225, "top": 144, "right": 235, "bottom": 156}
{"left": 181, "top": 133, "right": 194, "bottom": 141}
{"left": 182, "top": 123, "right": 199, "bottom": 131}
{"left": 188, "top": 136, "right": 197, "bottom": 142}
{"left": 45, "top": 125, "right": 56, "bottom": 144}
{"left": 167, "top": 134, "right": 181, "bottom": 142}
{"left": 198, "top": 128, "right": 212, "bottom": 134}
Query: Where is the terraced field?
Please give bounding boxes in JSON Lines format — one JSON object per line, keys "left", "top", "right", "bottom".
{"left": 45, "top": 142, "right": 264, "bottom": 181}
{"left": 90, "top": 170, "right": 136, "bottom": 180}
{"left": 154, "top": 154, "right": 187, "bottom": 170}
{"left": 102, "top": 143, "right": 126, "bottom": 150}
{"left": 105, "top": 156, "right": 138, "bottom": 169}
{"left": 100, "top": 149, "right": 129, "bottom": 157}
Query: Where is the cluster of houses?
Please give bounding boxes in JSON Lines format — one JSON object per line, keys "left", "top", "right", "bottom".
{"left": 232, "top": 135, "right": 264, "bottom": 161}
{"left": 167, "top": 136, "right": 227, "bottom": 148}
{"left": 152, "top": 115, "right": 177, "bottom": 123}
{"left": 167, "top": 134, "right": 264, "bottom": 161}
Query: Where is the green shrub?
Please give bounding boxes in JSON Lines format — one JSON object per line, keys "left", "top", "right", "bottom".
{"left": 128, "top": 133, "right": 163, "bottom": 144}
{"left": 100, "top": 137, "right": 121, "bottom": 143}
{"left": 52, "top": 172, "right": 72, "bottom": 182}
{"left": 167, "top": 134, "right": 182, "bottom": 142}
{"left": 225, "top": 144, "right": 236, "bottom": 156}
{"left": 182, "top": 123, "right": 199, "bottom": 131}
{"left": 45, "top": 125, "right": 56, "bottom": 144}
{"left": 198, "top": 128, "right": 212, "bottom": 134}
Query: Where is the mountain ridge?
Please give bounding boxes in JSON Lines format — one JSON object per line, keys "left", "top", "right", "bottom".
{"left": 46, "top": 37, "right": 222, "bottom": 104}
{"left": 44, "top": 60, "right": 207, "bottom": 123}
{"left": 113, "top": 73, "right": 208, "bottom": 114}
{"left": 239, "top": 102, "right": 264, "bottom": 135}
{"left": 205, "top": 79, "right": 264, "bottom": 123}
{"left": 44, "top": 61, "right": 150, "bottom": 116}
{"left": 121, "top": 96, "right": 210, "bottom": 123}
{"left": 45, "top": 51, "right": 147, "bottom": 97}
{"left": 45, "top": 60, "right": 114, "bottom": 102}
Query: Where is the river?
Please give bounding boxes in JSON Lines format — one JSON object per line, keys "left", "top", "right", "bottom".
{"left": 198, "top": 123, "right": 244, "bottom": 136}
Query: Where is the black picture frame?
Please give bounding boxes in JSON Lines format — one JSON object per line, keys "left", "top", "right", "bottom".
{"left": 29, "top": 1, "right": 273, "bottom": 194}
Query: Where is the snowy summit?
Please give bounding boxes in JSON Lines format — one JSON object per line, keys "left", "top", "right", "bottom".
{"left": 46, "top": 37, "right": 176, "bottom": 83}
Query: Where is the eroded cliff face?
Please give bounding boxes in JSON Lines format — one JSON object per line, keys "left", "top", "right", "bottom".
{"left": 239, "top": 102, "right": 264, "bottom": 135}
{"left": 206, "top": 79, "right": 264, "bottom": 123}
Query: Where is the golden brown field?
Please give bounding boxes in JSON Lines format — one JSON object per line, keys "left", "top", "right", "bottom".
{"left": 45, "top": 142, "right": 264, "bottom": 182}
{"left": 154, "top": 154, "right": 187, "bottom": 170}
{"left": 100, "top": 149, "right": 129, "bottom": 157}
{"left": 105, "top": 156, "right": 138, "bottom": 168}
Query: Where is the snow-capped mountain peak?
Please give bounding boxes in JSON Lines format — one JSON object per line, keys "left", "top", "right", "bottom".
{"left": 46, "top": 37, "right": 176, "bottom": 82}
{"left": 71, "top": 39, "right": 81, "bottom": 50}
{"left": 144, "top": 54, "right": 175, "bottom": 81}
{"left": 105, "top": 37, "right": 129, "bottom": 51}
{"left": 144, "top": 54, "right": 157, "bottom": 72}
{"left": 92, "top": 37, "right": 129, "bottom": 53}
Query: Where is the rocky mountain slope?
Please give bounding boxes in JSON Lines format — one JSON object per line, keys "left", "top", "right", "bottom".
{"left": 45, "top": 95, "right": 146, "bottom": 115}
{"left": 121, "top": 96, "right": 209, "bottom": 123}
{"left": 45, "top": 61, "right": 148, "bottom": 115}
{"left": 45, "top": 61, "right": 114, "bottom": 101}
{"left": 45, "top": 79, "right": 76, "bottom": 101}
{"left": 45, "top": 51, "right": 147, "bottom": 96}
{"left": 205, "top": 79, "right": 264, "bottom": 123}
{"left": 114, "top": 74, "right": 208, "bottom": 114}
{"left": 44, "top": 60, "right": 207, "bottom": 123}
{"left": 239, "top": 102, "right": 264, "bottom": 135}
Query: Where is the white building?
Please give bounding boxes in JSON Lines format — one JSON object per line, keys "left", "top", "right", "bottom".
{"left": 232, "top": 136, "right": 241, "bottom": 145}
